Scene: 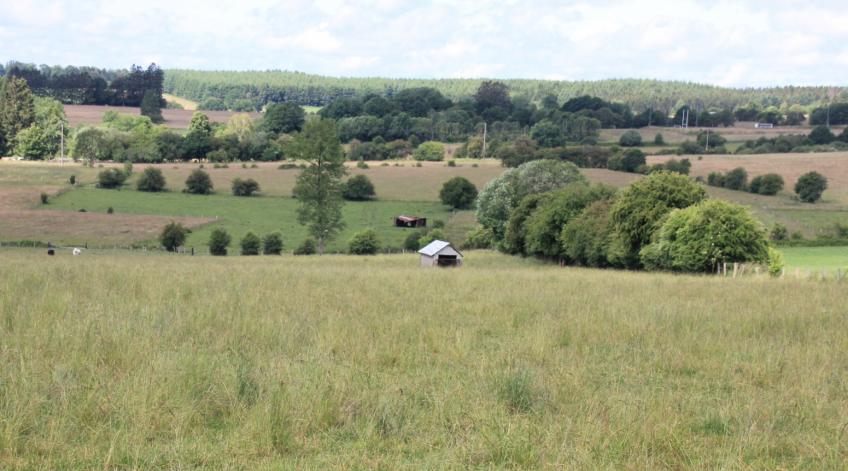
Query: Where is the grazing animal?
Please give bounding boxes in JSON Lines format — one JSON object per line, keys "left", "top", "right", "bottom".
{"left": 72, "top": 248, "right": 81, "bottom": 256}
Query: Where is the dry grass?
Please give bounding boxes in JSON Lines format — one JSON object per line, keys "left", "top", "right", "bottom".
{"left": 648, "top": 152, "right": 848, "bottom": 205}
{"left": 0, "top": 251, "right": 846, "bottom": 469}
{"left": 599, "top": 124, "right": 847, "bottom": 145}
{"left": 163, "top": 93, "right": 198, "bottom": 111}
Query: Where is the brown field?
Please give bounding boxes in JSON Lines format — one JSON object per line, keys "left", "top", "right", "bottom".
{"left": 599, "top": 123, "right": 846, "bottom": 145}
{"left": 64, "top": 105, "right": 261, "bottom": 130}
{"left": 648, "top": 152, "right": 848, "bottom": 204}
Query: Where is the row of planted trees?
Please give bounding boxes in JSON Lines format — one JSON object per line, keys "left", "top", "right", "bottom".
{"left": 470, "top": 160, "right": 780, "bottom": 274}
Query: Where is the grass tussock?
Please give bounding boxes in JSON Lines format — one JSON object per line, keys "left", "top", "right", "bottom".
{"left": 1, "top": 249, "right": 847, "bottom": 468}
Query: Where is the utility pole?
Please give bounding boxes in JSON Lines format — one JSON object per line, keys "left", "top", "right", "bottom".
{"left": 481, "top": 121, "right": 488, "bottom": 158}
{"left": 704, "top": 129, "right": 710, "bottom": 151}
{"left": 60, "top": 122, "right": 64, "bottom": 165}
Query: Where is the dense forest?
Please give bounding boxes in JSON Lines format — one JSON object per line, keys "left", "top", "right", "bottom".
{"left": 2, "top": 62, "right": 164, "bottom": 107}
{"left": 164, "top": 69, "right": 846, "bottom": 112}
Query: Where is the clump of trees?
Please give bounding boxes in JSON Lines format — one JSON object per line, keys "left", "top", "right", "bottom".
{"left": 640, "top": 200, "right": 769, "bottom": 272}
{"left": 439, "top": 177, "right": 478, "bottom": 209}
{"left": 97, "top": 168, "right": 128, "bottom": 189}
{"left": 263, "top": 232, "right": 284, "bottom": 255}
{"left": 794, "top": 171, "right": 827, "bottom": 203}
{"left": 208, "top": 228, "right": 231, "bottom": 256}
{"left": 707, "top": 168, "right": 785, "bottom": 196}
{"left": 486, "top": 170, "right": 774, "bottom": 273}
{"left": 232, "top": 178, "right": 260, "bottom": 196}
{"left": 159, "top": 222, "right": 188, "bottom": 251}
{"left": 137, "top": 167, "right": 166, "bottom": 192}
{"left": 349, "top": 229, "right": 380, "bottom": 254}
{"left": 184, "top": 169, "right": 213, "bottom": 194}
{"left": 342, "top": 175, "right": 376, "bottom": 201}
{"left": 240, "top": 232, "right": 261, "bottom": 255}
{"left": 476, "top": 160, "right": 586, "bottom": 240}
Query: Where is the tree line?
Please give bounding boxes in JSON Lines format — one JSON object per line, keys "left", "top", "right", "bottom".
{"left": 163, "top": 68, "right": 846, "bottom": 112}
{"left": 2, "top": 61, "right": 164, "bottom": 107}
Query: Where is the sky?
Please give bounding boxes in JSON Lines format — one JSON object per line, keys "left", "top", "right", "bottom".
{"left": 1, "top": 0, "right": 847, "bottom": 87}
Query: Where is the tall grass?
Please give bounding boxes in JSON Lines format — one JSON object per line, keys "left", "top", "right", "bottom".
{"left": 1, "top": 250, "right": 846, "bottom": 468}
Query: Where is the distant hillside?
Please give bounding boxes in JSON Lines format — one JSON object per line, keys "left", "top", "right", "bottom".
{"left": 164, "top": 69, "right": 844, "bottom": 112}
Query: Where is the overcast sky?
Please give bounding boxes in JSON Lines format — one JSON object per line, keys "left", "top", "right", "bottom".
{"left": 1, "top": 0, "right": 846, "bottom": 87}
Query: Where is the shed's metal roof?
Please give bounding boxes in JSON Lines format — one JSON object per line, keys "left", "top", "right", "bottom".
{"left": 418, "top": 240, "right": 457, "bottom": 257}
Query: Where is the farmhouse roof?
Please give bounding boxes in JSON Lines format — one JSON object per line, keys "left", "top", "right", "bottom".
{"left": 418, "top": 240, "right": 461, "bottom": 257}
{"left": 396, "top": 215, "right": 421, "bottom": 222}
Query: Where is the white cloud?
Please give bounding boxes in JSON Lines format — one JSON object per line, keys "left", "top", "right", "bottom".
{"left": 1, "top": 0, "right": 846, "bottom": 86}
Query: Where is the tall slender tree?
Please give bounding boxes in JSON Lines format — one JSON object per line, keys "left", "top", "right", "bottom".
{"left": 291, "top": 119, "right": 347, "bottom": 254}
{"left": 0, "top": 77, "right": 36, "bottom": 147}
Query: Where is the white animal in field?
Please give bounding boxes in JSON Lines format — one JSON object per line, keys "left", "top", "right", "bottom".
{"left": 72, "top": 248, "right": 81, "bottom": 256}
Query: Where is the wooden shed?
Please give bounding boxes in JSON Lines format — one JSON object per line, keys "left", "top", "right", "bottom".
{"left": 395, "top": 215, "right": 427, "bottom": 228}
{"left": 418, "top": 240, "right": 463, "bottom": 267}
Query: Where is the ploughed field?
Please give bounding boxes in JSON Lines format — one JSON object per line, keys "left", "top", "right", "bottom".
{"left": 63, "top": 104, "right": 260, "bottom": 130}
{"left": 0, "top": 251, "right": 846, "bottom": 469}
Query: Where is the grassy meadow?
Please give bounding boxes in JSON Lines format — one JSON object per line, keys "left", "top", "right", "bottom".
{"left": 1, "top": 250, "right": 847, "bottom": 469}
{"left": 45, "top": 187, "right": 467, "bottom": 251}
{"left": 780, "top": 246, "right": 848, "bottom": 271}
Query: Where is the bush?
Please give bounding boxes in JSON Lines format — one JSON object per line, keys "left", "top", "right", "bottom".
{"left": 463, "top": 226, "right": 494, "bottom": 249}
{"left": 107, "top": 207, "right": 113, "bottom": 214}
{"left": 412, "top": 141, "right": 445, "bottom": 161}
{"left": 232, "top": 178, "right": 260, "bottom": 196}
{"left": 706, "top": 172, "right": 725, "bottom": 187}
{"left": 342, "top": 175, "right": 376, "bottom": 201}
{"left": 160, "top": 222, "right": 187, "bottom": 252}
{"left": 618, "top": 130, "right": 643, "bottom": 147}
{"left": 349, "top": 229, "right": 380, "bottom": 255}
{"left": 417, "top": 229, "right": 446, "bottom": 248}
{"left": 294, "top": 238, "right": 316, "bottom": 255}
{"left": 654, "top": 133, "right": 665, "bottom": 145}
{"left": 263, "top": 232, "right": 284, "bottom": 255}
{"left": 69, "top": 175, "right": 76, "bottom": 185}
{"left": 240, "top": 231, "right": 261, "bottom": 255}
{"left": 40, "top": 192, "right": 48, "bottom": 204}
{"left": 137, "top": 167, "right": 166, "bottom": 192}
{"left": 185, "top": 169, "right": 213, "bottom": 194}
{"left": 808, "top": 126, "right": 836, "bottom": 145}
{"left": 97, "top": 168, "right": 128, "bottom": 189}
{"left": 611, "top": 171, "right": 707, "bottom": 268}
{"left": 723, "top": 167, "right": 748, "bottom": 191}
{"left": 794, "top": 171, "right": 828, "bottom": 203}
{"left": 439, "top": 177, "right": 478, "bottom": 209}
{"left": 768, "top": 247, "right": 785, "bottom": 277}
{"left": 404, "top": 230, "right": 426, "bottom": 251}
{"left": 640, "top": 200, "right": 768, "bottom": 272}
{"left": 208, "top": 228, "right": 231, "bottom": 256}
{"left": 608, "top": 149, "right": 646, "bottom": 173}
{"left": 749, "top": 173, "right": 784, "bottom": 195}
{"left": 770, "top": 223, "right": 788, "bottom": 241}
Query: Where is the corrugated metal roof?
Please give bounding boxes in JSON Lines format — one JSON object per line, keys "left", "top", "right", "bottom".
{"left": 418, "top": 240, "right": 452, "bottom": 256}
{"left": 396, "top": 215, "right": 420, "bottom": 222}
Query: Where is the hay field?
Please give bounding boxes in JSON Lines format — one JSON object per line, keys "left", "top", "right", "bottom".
{"left": 1, "top": 251, "right": 846, "bottom": 469}
{"left": 598, "top": 124, "right": 842, "bottom": 145}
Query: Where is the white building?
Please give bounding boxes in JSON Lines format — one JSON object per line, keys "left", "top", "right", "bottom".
{"left": 418, "top": 240, "right": 463, "bottom": 267}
